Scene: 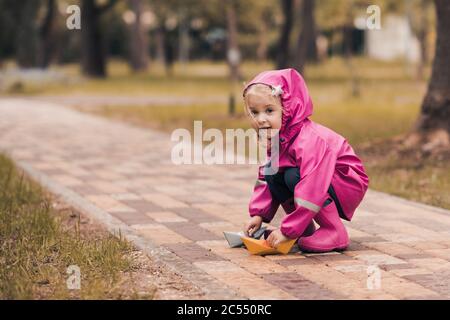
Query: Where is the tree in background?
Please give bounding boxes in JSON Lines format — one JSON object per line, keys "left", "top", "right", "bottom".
{"left": 0, "top": 0, "right": 19, "bottom": 66}
{"left": 81, "top": 0, "right": 118, "bottom": 78}
{"left": 276, "top": 0, "right": 294, "bottom": 69}
{"left": 407, "top": 0, "right": 450, "bottom": 152}
{"left": 225, "top": 0, "right": 241, "bottom": 116}
{"left": 127, "top": 0, "right": 149, "bottom": 72}
{"left": 256, "top": 4, "right": 273, "bottom": 61}
{"left": 38, "top": 0, "right": 57, "bottom": 68}
{"left": 294, "top": 0, "right": 318, "bottom": 74}
{"left": 15, "top": 1, "right": 42, "bottom": 68}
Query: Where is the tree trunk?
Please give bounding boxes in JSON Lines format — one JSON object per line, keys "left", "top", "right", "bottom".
{"left": 294, "top": 0, "right": 318, "bottom": 74}
{"left": 163, "top": 27, "right": 176, "bottom": 77}
{"left": 276, "top": 0, "right": 294, "bottom": 69}
{"left": 343, "top": 24, "right": 360, "bottom": 97}
{"left": 38, "top": 0, "right": 57, "bottom": 68}
{"left": 256, "top": 10, "right": 270, "bottom": 61}
{"left": 128, "top": 0, "right": 149, "bottom": 72}
{"left": 404, "top": 0, "right": 450, "bottom": 153}
{"left": 178, "top": 9, "right": 190, "bottom": 65}
{"left": 226, "top": 1, "right": 241, "bottom": 83}
{"left": 16, "top": 1, "right": 41, "bottom": 68}
{"left": 226, "top": 0, "right": 241, "bottom": 116}
{"left": 81, "top": 0, "right": 117, "bottom": 78}
{"left": 416, "top": 0, "right": 430, "bottom": 80}
{"left": 416, "top": 0, "right": 450, "bottom": 133}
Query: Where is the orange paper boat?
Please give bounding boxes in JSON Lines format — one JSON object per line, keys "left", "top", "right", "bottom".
{"left": 241, "top": 237, "right": 297, "bottom": 255}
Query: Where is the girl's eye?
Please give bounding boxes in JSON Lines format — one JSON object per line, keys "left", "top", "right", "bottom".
{"left": 266, "top": 108, "right": 273, "bottom": 114}
{"left": 250, "top": 110, "right": 257, "bottom": 115}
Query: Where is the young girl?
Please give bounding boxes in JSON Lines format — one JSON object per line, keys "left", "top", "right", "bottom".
{"left": 243, "top": 68, "right": 369, "bottom": 253}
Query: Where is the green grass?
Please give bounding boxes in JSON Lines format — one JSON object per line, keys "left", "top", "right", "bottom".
{"left": 2, "top": 59, "right": 272, "bottom": 96}
{"left": 2, "top": 57, "right": 420, "bottom": 97}
{"left": 366, "top": 154, "right": 450, "bottom": 210}
{"left": 0, "top": 154, "right": 151, "bottom": 299}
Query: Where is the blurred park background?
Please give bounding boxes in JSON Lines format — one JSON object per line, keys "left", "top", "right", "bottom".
{"left": 0, "top": 0, "right": 449, "bottom": 209}
{"left": 1, "top": 0, "right": 450, "bottom": 300}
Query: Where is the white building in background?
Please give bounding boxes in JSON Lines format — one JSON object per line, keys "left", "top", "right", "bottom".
{"left": 362, "top": 15, "right": 421, "bottom": 63}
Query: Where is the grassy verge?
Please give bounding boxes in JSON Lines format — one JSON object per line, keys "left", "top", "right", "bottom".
{"left": 0, "top": 154, "right": 155, "bottom": 299}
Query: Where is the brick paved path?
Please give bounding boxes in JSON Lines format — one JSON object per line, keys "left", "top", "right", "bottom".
{"left": 2, "top": 98, "right": 450, "bottom": 299}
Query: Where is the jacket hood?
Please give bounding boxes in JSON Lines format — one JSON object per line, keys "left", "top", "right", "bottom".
{"left": 243, "top": 68, "right": 313, "bottom": 146}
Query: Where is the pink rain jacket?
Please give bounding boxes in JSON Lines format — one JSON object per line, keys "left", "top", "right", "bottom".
{"left": 245, "top": 69, "right": 369, "bottom": 239}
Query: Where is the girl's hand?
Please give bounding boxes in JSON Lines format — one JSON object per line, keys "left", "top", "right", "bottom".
{"left": 266, "top": 229, "right": 289, "bottom": 248}
{"left": 244, "top": 216, "right": 263, "bottom": 237}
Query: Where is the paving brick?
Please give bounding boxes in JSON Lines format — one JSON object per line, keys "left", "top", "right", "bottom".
{"left": 197, "top": 240, "right": 252, "bottom": 260}
{"left": 52, "top": 174, "right": 83, "bottom": 187}
{"left": 424, "top": 248, "right": 450, "bottom": 261}
{"left": 194, "top": 261, "right": 295, "bottom": 299}
{"left": 353, "top": 253, "right": 407, "bottom": 266}
{"left": 93, "top": 169, "right": 124, "bottom": 181}
{"left": 309, "top": 253, "right": 357, "bottom": 263}
{"left": 121, "top": 199, "right": 163, "bottom": 213}
{"left": 164, "top": 243, "right": 224, "bottom": 263}
{"left": 110, "top": 193, "right": 142, "bottom": 201}
{"left": 393, "top": 253, "right": 435, "bottom": 260}
{"left": 233, "top": 256, "right": 290, "bottom": 274}
{"left": 200, "top": 190, "right": 237, "bottom": 204}
{"left": 352, "top": 236, "right": 387, "bottom": 243}
{"left": 377, "top": 220, "right": 449, "bottom": 242}
{"left": 346, "top": 242, "right": 370, "bottom": 251}
{"left": 86, "top": 195, "right": 135, "bottom": 213}
{"left": 109, "top": 211, "right": 154, "bottom": 225}
{"left": 275, "top": 257, "right": 320, "bottom": 267}
{"left": 403, "top": 271, "right": 450, "bottom": 298}
{"left": 70, "top": 184, "right": 103, "bottom": 196}
{"left": 199, "top": 221, "right": 242, "bottom": 237}
{"left": 346, "top": 226, "right": 374, "bottom": 238}
{"left": 263, "top": 272, "right": 340, "bottom": 299}
{"left": 376, "top": 274, "right": 440, "bottom": 299}
{"left": 285, "top": 263, "right": 381, "bottom": 299}
{"left": 406, "top": 218, "right": 450, "bottom": 232}
{"left": 132, "top": 223, "right": 191, "bottom": 245}
{"left": 362, "top": 242, "right": 420, "bottom": 257}
{"left": 406, "top": 241, "right": 447, "bottom": 250}
{"left": 164, "top": 222, "right": 223, "bottom": 241}
{"left": 142, "top": 193, "right": 188, "bottom": 208}
{"left": 88, "top": 180, "right": 128, "bottom": 194}
{"left": 170, "top": 207, "right": 221, "bottom": 223}
{"left": 39, "top": 168, "right": 66, "bottom": 176}
{"left": 176, "top": 194, "right": 212, "bottom": 204}
{"left": 408, "top": 258, "right": 450, "bottom": 272}
{"left": 388, "top": 268, "right": 432, "bottom": 278}
{"left": 378, "top": 263, "right": 416, "bottom": 271}
{"left": 146, "top": 211, "right": 188, "bottom": 223}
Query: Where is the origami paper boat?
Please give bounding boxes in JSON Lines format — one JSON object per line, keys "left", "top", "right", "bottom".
{"left": 241, "top": 237, "right": 297, "bottom": 255}
{"left": 223, "top": 227, "right": 266, "bottom": 248}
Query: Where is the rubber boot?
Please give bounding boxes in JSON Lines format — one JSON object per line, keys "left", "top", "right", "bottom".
{"left": 298, "top": 200, "right": 349, "bottom": 253}
{"left": 277, "top": 198, "right": 316, "bottom": 238}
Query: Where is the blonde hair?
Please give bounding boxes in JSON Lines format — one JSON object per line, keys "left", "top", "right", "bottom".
{"left": 243, "top": 83, "right": 284, "bottom": 123}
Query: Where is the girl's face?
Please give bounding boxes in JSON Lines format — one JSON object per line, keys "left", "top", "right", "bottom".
{"left": 244, "top": 85, "right": 283, "bottom": 140}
